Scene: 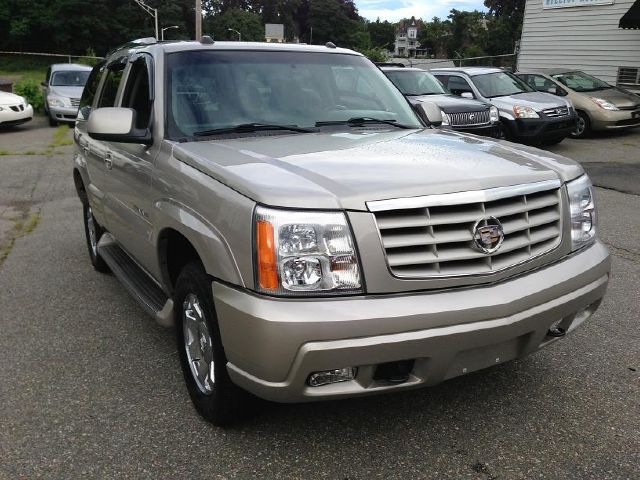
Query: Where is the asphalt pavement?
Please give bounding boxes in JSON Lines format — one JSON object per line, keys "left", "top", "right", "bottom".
{"left": 1, "top": 120, "right": 638, "bottom": 479}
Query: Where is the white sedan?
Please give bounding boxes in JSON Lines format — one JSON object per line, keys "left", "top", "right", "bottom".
{"left": 0, "top": 91, "right": 33, "bottom": 127}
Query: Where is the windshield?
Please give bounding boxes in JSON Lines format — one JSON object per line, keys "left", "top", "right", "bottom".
{"left": 472, "top": 71, "right": 533, "bottom": 98}
{"left": 50, "top": 70, "right": 90, "bottom": 87}
{"left": 165, "top": 50, "right": 422, "bottom": 139}
{"left": 384, "top": 70, "right": 448, "bottom": 96}
{"left": 551, "top": 71, "right": 611, "bottom": 92}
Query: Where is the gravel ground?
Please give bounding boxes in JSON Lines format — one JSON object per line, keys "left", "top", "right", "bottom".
{"left": 0, "top": 120, "right": 638, "bottom": 479}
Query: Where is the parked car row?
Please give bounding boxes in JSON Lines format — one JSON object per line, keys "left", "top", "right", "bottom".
{"left": 378, "top": 63, "right": 640, "bottom": 145}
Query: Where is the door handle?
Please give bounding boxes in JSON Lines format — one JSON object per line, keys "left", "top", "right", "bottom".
{"left": 104, "top": 152, "right": 113, "bottom": 170}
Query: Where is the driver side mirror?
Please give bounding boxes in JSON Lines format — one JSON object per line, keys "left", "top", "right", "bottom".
{"left": 88, "top": 107, "right": 152, "bottom": 146}
{"left": 416, "top": 102, "right": 442, "bottom": 127}
{"left": 460, "top": 92, "right": 474, "bottom": 99}
{"left": 40, "top": 81, "right": 47, "bottom": 87}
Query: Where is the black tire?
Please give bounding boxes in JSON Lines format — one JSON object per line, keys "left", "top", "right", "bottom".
{"left": 495, "top": 121, "right": 511, "bottom": 140}
{"left": 570, "top": 111, "right": 590, "bottom": 139}
{"left": 48, "top": 114, "right": 58, "bottom": 127}
{"left": 175, "top": 262, "right": 254, "bottom": 426}
{"left": 82, "top": 203, "right": 110, "bottom": 273}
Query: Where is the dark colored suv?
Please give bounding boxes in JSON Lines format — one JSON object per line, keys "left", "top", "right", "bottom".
{"left": 381, "top": 66, "right": 499, "bottom": 137}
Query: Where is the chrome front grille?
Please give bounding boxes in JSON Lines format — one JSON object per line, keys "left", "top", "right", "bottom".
{"left": 448, "top": 110, "right": 491, "bottom": 127}
{"left": 70, "top": 98, "right": 80, "bottom": 107}
{"left": 542, "top": 106, "right": 569, "bottom": 118}
{"left": 368, "top": 181, "right": 563, "bottom": 278}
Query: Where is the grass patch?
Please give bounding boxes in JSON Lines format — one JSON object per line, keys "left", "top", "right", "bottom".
{"left": 0, "top": 210, "right": 41, "bottom": 267}
{"left": 0, "top": 69, "right": 46, "bottom": 84}
{"left": 50, "top": 124, "right": 73, "bottom": 148}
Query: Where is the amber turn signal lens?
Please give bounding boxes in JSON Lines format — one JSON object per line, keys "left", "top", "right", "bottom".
{"left": 256, "top": 220, "right": 278, "bottom": 289}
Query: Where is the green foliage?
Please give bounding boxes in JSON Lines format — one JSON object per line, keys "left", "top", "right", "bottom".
{"left": 367, "top": 19, "right": 395, "bottom": 49}
{"left": 206, "top": 8, "right": 264, "bottom": 41}
{"left": 13, "top": 79, "right": 43, "bottom": 113}
{"left": 359, "top": 48, "right": 388, "bottom": 63}
{"left": 305, "top": 0, "right": 370, "bottom": 50}
{"left": 76, "top": 48, "right": 100, "bottom": 67}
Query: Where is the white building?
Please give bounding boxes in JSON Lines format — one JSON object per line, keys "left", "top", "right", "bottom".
{"left": 517, "top": 0, "right": 640, "bottom": 92}
{"left": 394, "top": 17, "right": 420, "bottom": 58}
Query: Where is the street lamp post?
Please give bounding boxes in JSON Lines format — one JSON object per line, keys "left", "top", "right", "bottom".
{"left": 228, "top": 28, "right": 241, "bottom": 41}
{"left": 134, "top": 0, "right": 159, "bottom": 40}
{"left": 161, "top": 25, "right": 179, "bottom": 41}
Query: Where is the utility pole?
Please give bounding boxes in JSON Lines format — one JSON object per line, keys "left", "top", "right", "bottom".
{"left": 195, "top": 0, "right": 202, "bottom": 40}
{"left": 134, "top": 0, "right": 159, "bottom": 40}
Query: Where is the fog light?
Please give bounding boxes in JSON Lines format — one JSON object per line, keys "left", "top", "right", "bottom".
{"left": 307, "top": 367, "right": 357, "bottom": 387}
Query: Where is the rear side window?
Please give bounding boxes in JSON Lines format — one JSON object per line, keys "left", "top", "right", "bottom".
{"left": 97, "top": 60, "right": 126, "bottom": 108}
{"left": 78, "top": 63, "right": 105, "bottom": 120}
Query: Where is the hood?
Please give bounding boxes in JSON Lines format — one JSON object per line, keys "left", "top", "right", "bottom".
{"left": 0, "top": 91, "right": 26, "bottom": 105}
{"left": 48, "top": 86, "right": 84, "bottom": 99}
{"left": 489, "top": 91, "right": 569, "bottom": 111}
{"left": 408, "top": 94, "right": 490, "bottom": 113}
{"left": 589, "top": 87, "right": 640, "bottom": 109}
{"left": 172, "top": 129, "right": 583, "bottom": 211}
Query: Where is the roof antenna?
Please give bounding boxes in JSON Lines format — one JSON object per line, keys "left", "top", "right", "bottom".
{"left": 325, "top": 42, "right": 336, "bottom": 49}
{"left": 200, "top": 35, "right": 214, "bottom": 44}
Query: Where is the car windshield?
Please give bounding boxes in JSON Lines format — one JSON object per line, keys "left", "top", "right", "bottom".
{"left": 50, "top": 70, "right": 90, "bottom": 87}
{"left": 472, "top": 71, "right": 533, "bottom": 98}
{"left": 551, "top": 71, "right": 611, "bottom": 92}
{"left": 165, "top": 50, "right": 422, "bottom": 139}
{"left": 384, "top": 70, "right": 448, "bottom": 96}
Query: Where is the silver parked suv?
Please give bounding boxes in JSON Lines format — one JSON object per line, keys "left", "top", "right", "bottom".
{"left": 42, "top": 63, "right": 92, "bottom": 126}
{"left": 73, "top": 38, "right": 610, "bottom": 425}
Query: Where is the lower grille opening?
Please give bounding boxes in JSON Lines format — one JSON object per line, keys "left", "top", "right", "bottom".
{"left": 373, "top": 360, "right": 415, "bottom": 384}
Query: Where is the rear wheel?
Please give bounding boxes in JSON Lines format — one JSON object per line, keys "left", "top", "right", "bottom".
{"left": 175, "top": 262, "right": 254, "bottom": 426}
{"left": 570, "top": 111, "right": 590, "bottom": 138}
{"left": 83, "top": 203, "right": 109, "bottom": 273}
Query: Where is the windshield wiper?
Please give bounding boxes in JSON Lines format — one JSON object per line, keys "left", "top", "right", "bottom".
{"left": 315, "top": 117, "right": 413, "bottom": 129}
{"left": 193, "top": 123, "right": 314, "bottom": 136}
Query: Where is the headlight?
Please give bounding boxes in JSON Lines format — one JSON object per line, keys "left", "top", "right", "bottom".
{"left": 440, "top": 110, "right": 450, "bottom": 126}
{"left": 513, "top": 105, "right": 539, "bottom": 119}
{"left": 589, "top": 97, "right": 619, "bottom": 111}
{"left": 254, "top": 207, "right": 361, "bottom": 296}
{"left": 489, "top": 106, "right": 499, "bottom": 122}
{"left": 0, "top": 106, "right": 4, "bottom": 111}
{"left": 567, "top": 175, "right": 597, "bottom": 251}
{"left": 47, "top": 96, "right": 67, "bottom": 107}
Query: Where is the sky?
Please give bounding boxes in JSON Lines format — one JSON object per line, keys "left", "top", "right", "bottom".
{"left": 355, "top": 0, "right": 488, "bottom": 22}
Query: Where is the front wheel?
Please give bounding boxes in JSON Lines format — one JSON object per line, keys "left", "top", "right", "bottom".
{"left": 48, "top": 113, "right": 58, "bottom": 127}
{"left": 175, "top": 262, "right": 255, "bottom": 426}
{"left": 570, "top": 111, "right": 590, "bottom": 138}
{"left": 83, "top": 203, "right": 109, "bottom": 273}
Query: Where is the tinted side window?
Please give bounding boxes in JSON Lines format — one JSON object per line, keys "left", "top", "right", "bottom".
{"left": 447, "top": 76, "right": 473, "bottom": 95}
{"left": 78, "top": 63, "right": 105, "bottom": 120}
{"left": 121, "top": 56, "right": 153, "bottom": 129}
{"left": 97, "top": 63, "right": 125, "bottom": 108}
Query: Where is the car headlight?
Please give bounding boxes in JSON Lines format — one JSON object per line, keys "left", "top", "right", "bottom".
{"left": 489, "top": 106, "right": 499, "bottom": 122}
{"left": 47, "top": 96, "right": 67, "bottom": 107}
{"left": 567, "top": 175, "right": 597, "bottom": 251}
{"left": 0, "top": 106, "right": 4, "bottom": 111}
{"left": 589, "top": 97, "right": 619, "bottom": 111}
{"left": 513, "top": 105, "right": 539, "bottom": 119}
{"left": 440, "top": 110, "right": 450, "bottom": 126}
{"left": 254, "top": 206, "right": 362, "bottom": 296}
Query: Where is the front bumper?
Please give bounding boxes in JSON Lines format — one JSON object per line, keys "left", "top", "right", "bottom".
{"left": 506, "top": 113, "right": 577, "bottom": 142}
{"left": 214, "top": 241, "right": 610, "bottom": 403}
{"left": 590, "top": 108, "right": 640, "bottom": 130}
{"left": 452, "top": 123, "right": 499, "bottom": 137}
{"left": 48, "top": 105, "right": 79, "bottom": 122}
{"left": 0, "top": 104, "right": 33, "bottom": 126}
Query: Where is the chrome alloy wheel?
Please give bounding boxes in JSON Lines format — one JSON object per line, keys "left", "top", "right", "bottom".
{"left": 86, "top": 206, "right": 98, "bottom": 256}
{"left": 183, "top": 293, "right": 215, "bottom": 395}
{"left": 573, "top": 116, "right": 586, "bottom": 137}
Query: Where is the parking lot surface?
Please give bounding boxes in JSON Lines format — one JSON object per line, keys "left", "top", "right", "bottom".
{"left": 1, "top": 121, "right": 638, "bottom": 479}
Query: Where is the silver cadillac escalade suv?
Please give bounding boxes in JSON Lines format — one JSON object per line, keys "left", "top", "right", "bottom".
{"left": 73, "top": 38, "right": 610, "bottom": 425}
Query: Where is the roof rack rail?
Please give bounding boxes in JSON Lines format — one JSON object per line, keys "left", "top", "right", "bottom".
{"left": 325, "top": 42, "right": 336, "bottom": 49}
{"left": 105, "top": 37, "right": 157, "bottom": 57}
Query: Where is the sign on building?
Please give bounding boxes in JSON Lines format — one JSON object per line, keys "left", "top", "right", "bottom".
{"left": 542, "top": 0, "right": 614, "bottom": 9}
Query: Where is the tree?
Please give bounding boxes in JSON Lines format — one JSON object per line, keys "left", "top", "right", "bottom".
{"left": 447, "top": 9, "right": 487, "bottom": 57}
{"left": 483, "top": 0, "right": 526, "bottom": 54}
{"left": 299, "top": 0, "right": 369, "bottom": 50}
{"left": 418, "top": 17, "right": 452, "bottom": 58}
{"left": 206, "top": 8, "right": 264, "bottom": 41}
{"left": 367, "top": 18, "right": 395, "bottom": 50}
